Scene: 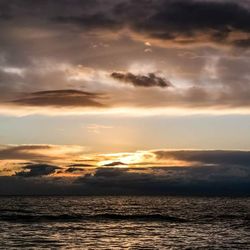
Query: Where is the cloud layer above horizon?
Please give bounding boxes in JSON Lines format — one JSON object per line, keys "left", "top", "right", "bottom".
{"left": 1, "top": 0, "right": 250, "bottom": 114}
{"left": 0, "top": 144, "right": 250, "bottom": 195}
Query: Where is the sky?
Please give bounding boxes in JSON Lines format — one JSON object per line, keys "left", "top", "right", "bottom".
{"left": 0, "top": 0, "right": 250, "bottom": 195}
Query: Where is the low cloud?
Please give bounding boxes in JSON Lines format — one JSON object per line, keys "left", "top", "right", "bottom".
{"left": 1, "top": 148, "right": 250, "bottom": 195}
{"left": 68, "top": 164, "right": 95, "bottom": 168}
{"left": 75, "top": 166, "right": 250, "bottom": 196}
{"left": 103, "top": 161, "right": 126, "bottom": 167}
{"left": 0, "top": 144, "right": 86, "bottom": 162}
{"left": 14, "top": 164, "right": 60, "bottom": 178}
{"left": 154, "top": 150, "right": 250, "bottom": 166}
{"left": 0, "top": 145, "right": 53, "bottom": 161}
{"left": 65, "top": 167, "right": 86, "bottom": 173}
{"left": 111, "top": 72, "right": 171, "bottom": 88}
{"left": 1, "top": 162, "right": 249, "bottom": 195}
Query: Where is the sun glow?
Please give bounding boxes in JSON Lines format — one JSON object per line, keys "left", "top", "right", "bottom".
{"left": 97, "top": 151, "right": 190, "bottom": 168}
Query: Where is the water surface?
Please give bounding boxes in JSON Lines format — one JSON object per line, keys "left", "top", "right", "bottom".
{"left": 0, "top": 196, "right": 249, "bottom": 249}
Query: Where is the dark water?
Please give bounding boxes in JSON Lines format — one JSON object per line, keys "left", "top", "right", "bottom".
{"left": 0, "top": 196, "right": 249, "bottom": 249}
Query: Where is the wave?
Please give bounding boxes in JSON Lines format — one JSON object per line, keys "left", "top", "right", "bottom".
{"left": 1, "top": 213, "right": 249, "bottom": 223}
{"left": 0, "top": 213, "right": 188, "bottom": 223}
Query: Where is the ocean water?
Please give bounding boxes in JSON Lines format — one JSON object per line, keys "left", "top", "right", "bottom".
{"left": 0, "top": 196, "right": 249, "bottom": 249}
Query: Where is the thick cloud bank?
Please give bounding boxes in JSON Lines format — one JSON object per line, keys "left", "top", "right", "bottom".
{"left": 1, "top": 148, "right": 250, "bottom": 195}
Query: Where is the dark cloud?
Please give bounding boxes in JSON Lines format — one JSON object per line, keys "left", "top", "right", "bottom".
{"left": 72, "top": 150, "right": 250, "bottom": 196}
{"left": 12, "top": 89, "right": 106, "bottom": 107}
{"left": 0, "top": 176, "right": 76, "bottom": 196}
{"left": 0, "top": 1, "right": 12, "bottom": 20}
{"left": 154, "top": 150, "right": 250, "bottom": 166}
{"left": 111, "top": 72, "right": 171, "bottom": 88}
{"left": 51, "top": 0, "right": 250, "bottom": 47}
{"left": 1, "top": 149, "right": 250, "bottom": 195}
{"left": 14, "top": 164, "right": 60, "bottom": 178}
{"left": 0, "top": 0, "right": 99, "bottom": 20}
{"left": 1, "top": 0, "right": 250, "bottom": 110}
{"left": 68, "top": 164, "right": 95, "bottom": 168}
{"left": 74, "top": 166, "right": 250, "bottom": 196}
{"left": 65, "top": 167, "right": 86, "bottom": 173}
{"left": 103, "top": 161, "right": 126, "bottom": 167}
{"left": 4, "top": 0, "right": 249, "bottom": 48}
{"left": 132, "top": 0, "right": 250, "bottom": 47}
{"left": 55, "top": 13, "right": 122, "bottom": 31}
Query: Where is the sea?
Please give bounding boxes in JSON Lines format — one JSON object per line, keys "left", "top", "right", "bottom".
{"left": 0, "top": 196, "right": 249, "bottom": 249}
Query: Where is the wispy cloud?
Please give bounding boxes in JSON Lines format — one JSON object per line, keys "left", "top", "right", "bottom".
{"left": 86, "top": 124, "right": 113, "bottom": 134}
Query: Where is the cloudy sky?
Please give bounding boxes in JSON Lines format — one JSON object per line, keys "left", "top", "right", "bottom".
{"left": 1, "top": 0, "right": 250, "bottom": 195}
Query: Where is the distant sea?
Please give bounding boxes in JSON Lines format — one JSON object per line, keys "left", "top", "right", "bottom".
{"left": 0, "top": 196, "right": 249, "bottom": 249}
